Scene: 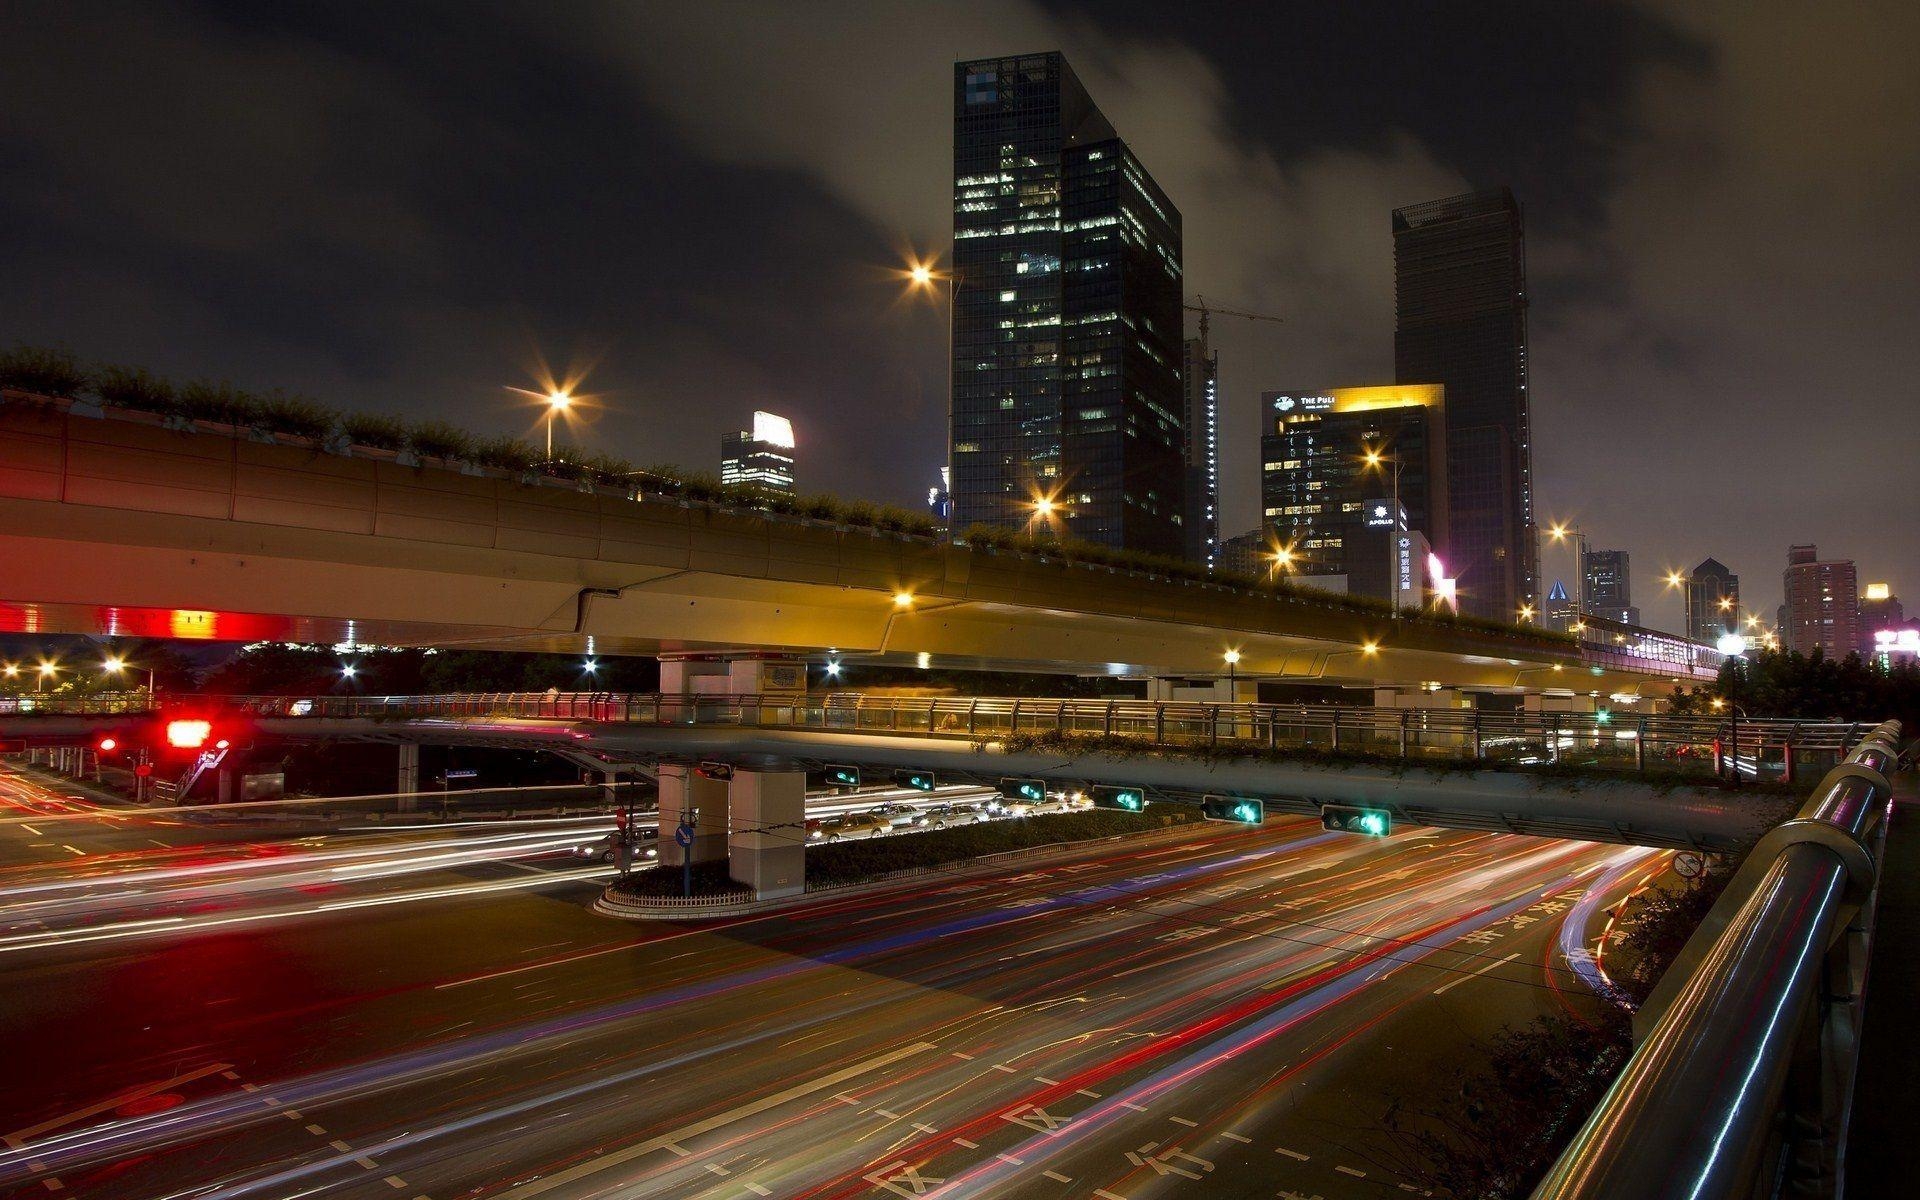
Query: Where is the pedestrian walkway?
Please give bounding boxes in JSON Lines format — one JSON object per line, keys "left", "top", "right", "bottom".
{"left": 1843, "top": 771, "right": 1918, "bottom": 1196}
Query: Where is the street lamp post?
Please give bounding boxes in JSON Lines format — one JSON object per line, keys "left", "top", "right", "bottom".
{"left": 1547, "top": 522, "right": 1588, "bottom": 634}
{"left": 905, "top": 258, "right": 961, "bottom": 521}
{"left": 544, "top": 390, "right": 572, "bottom": 459}
{"left": 1362, "top": 446, "right": 1403, "bottom": 611}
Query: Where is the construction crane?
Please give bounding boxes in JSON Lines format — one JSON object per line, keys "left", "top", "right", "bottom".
{"left": 1183, "top": 295, "right": 1285, "bottom": 341}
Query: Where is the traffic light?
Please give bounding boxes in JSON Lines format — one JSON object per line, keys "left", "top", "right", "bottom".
{"left": 164, "top": 719, "right": 212, "bottom": 750}
{"left": 1202, "top": 795, "right": 1264, "bottom": 825}
{"left": 1322, "top": 804, "right": 1391, "bottom": 837}
{"left": 95, "top": 736, "right": 119, "bottom": 755}
{"left": 696, "top": 760, "right": 735, "bottom": 782}
{"left": 1089, "top": 784, "right": 1147, "bottom": 812}
{"left": 891, "top": 769, "right": 936, "bottom": 792}
{"left": 998, "top": 777, "right": 1046, "bottom": 802}
{"left": 824, "top": 764, "right": 862, "bottom": 788}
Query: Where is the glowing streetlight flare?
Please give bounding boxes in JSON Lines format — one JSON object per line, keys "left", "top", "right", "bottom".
{"left": 1032, "top": 496, "right": 1057, "bottom": 517}
{"left": 1665, "top": 571, "right": 1685, "bottom": 589}
{"left": 893, "top": 591, "right": 914, "bottom": 608}
{"left": 1222, "top": 649, "right": 1241, "bottom": 665}
{"left": 38, "top": 662, "right": 57, "bottom": 677}
{"left": 103, "top": 656, "right": 126, "bottom": 674}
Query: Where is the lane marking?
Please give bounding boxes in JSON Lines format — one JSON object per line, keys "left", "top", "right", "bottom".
{"left": 953, "top": 1137, "right": 978, "bottom": 1150}
{"left": 502, "top": 1041, "right": 938, "bottom": 1197}
{"left": 1277, "top": 1147, "right": 1309, "bottom": 1161}
{"left": 1219, "top": 1132, "right": 1252, "bottom": 1144}
{"left": 1075, "top": 1089, "right": 1101, "bottom": 1099}
{"left": 61, "top": 846, "right": 85, "bottom": 857}
{"left": 1432, "top": 952, "right": 1524, "bottom": 996}
{"left": 1033, "top": 1076, "right": 1059, "bottom": 1086}
{"left": 1043, "top": 1170, "right": 1072, "bottom": 1183}
{"left": 704, "top": 1163, "right": 730, "bottom": 1177}
{"left": 950, "top": 1052, "right": 973, "bottom": 1061}
{"left": 745, "top": 1185, "right": 772, "bottom": 1197}
{"left": 306, "top": 1124, "right": 328, "bottom": 1136}
{"left": 874, "top": 1109, "right": 902, "bottom": 1120}
{"left": 1168, "top": 1117, "right": 1197, "bottom": 1128}
{"left": 385, "top": 1178, "right": 409, "bottom": 1190}
{"left": 1336, "top": 1164, "right": 1367, "bottom": 1177}
{"left": 1119, "top": 1101, "right": 1148, "bottom": 1113}
{"left": 2, "top": 1062, "right": 233, "bottom": 1148}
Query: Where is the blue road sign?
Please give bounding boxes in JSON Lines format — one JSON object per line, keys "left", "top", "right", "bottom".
{"left": 674, "top": 824, "right": 695, "bottom": 848}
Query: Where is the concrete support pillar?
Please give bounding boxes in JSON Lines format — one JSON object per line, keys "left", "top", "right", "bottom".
{"left": 728, "top": 764, "right": 806, "bottom": 899}
{"left": 216, "top": 767, "right": 234, "bottom": 805}
{"left": 656, "top": 762, "right": 728, "bottom": 866}
{"left": 396, "top": 742, "right": 420, "bottom": 812}
{"left": 1150, "top": 677, "right": 1256, "bottom": 703}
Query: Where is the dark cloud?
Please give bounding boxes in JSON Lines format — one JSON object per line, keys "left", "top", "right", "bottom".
{"left": 1, "top": 0, "right": 1912, "bottom": 635}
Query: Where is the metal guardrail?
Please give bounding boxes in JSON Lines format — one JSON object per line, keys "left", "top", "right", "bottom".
{"left": 4, "top": 691, "right": 1865, "bottom": 784}
{"left": 1533, "top": 720, "right": 1903, "bottom": 1200}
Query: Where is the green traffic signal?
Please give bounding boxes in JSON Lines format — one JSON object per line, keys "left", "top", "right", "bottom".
{"left": 1322, "top": 804, "right": 1392, "bottom": 837}
{"left": 998, "top": 777, "right": 1046, "bottom": 802}
{"left": 1201, "top": 795, "right": 1264, "bottom": 825}
{"left": 891, "top": 769, "right": 936, "bottom": 792}
{"left": 824, "top": 764, "right": 861, "bottom": 788}
{"left": 1090, "top": 785, "right": 1146, "bottom": 812}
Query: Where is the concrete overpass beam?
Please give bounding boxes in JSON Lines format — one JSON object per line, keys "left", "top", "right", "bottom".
{"left": 1374, "top": 686, "right": 1469, "bottom": 710}
{"left": 656, "top": 762, "right": 728, "bottom": 866}
{"left": 660, "top": 654, "right": 809, "bottom": 698}
{"left": 1150, "top": 677, "right": 1257, "bottom": 703}
{"left": 726, "top": 763, "right": 805, "bottom": 900}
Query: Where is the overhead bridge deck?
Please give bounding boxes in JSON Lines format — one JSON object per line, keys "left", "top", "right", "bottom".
{"left": 0, "top": 397, "right": 1718, "bottom": 689}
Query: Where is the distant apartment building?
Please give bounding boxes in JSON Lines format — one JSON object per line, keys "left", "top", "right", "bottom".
{"left": 1783, "top": 544, "right": 1860, "bottom": 658}
{"left": 1684, "top": 558, "right": 1741, "bottom": 643}
{"left": 720, "top": 411, "right": 796, "bottom": 496}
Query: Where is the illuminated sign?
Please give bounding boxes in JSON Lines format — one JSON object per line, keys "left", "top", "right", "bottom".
{"left": 1865, "top": 583, "right": 1891, "bottom": 601}
{"left": 752, "top": 411, "right": 795, "bottom": 449}
{"left": 1874, "top": 629, "right": 1919, "bottom": 656}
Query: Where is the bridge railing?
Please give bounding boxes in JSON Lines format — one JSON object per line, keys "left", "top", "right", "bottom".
{"left": 1533, "top": 720, "right": 1903, "bottom": 1200}
{"left": 4, "top": 690, "right": 1866, "bottom": 783}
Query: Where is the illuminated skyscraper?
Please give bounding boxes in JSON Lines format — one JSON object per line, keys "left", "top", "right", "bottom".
{"left": 720, "top": 411, "right": 795, "bottom": 496}
{"left": 1182, "top": 334, "right": 1219, "bottom": 566}
{"left": 1684, "top": 558, "right": 1741, "bottom": 643}
{"left": 1393, "top": 188, "right": 1534, "bottom": 620}
{"left": 1259, "top": 385, "right": 1448, "bottom": 602}
{"left": 949, "top": 52, "right": 1185, "bottom": 555}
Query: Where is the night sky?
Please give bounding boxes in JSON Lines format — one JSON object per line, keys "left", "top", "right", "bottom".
{"left": 3, "top": 1, "right": 1915, "bottom": 632}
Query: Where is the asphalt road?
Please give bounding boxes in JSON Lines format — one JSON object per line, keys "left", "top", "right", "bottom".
{"left": 0, "top": 760, "right": 1668, "bottom": 1200}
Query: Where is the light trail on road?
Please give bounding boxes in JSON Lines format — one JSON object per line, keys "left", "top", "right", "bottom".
{"left": 0, "top": 792, "right": 1664, "bottom": 1200}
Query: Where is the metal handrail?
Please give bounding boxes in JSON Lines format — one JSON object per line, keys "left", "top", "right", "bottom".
{"left": 2, "top": 691, "right": 1865, "bottom": 783}
{"left": 1532, "top": 720, "right": 1903, "bottom": 1200}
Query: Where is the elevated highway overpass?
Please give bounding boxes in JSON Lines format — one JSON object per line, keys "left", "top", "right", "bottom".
{"left": 0, "top": 396, "right": 1718, "bottom": 693}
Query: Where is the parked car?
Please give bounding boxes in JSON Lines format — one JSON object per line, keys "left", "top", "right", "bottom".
{"left": 921, "top": 802, "right": 991, "bottom": 828}
{"left": 866, "top": 802, "right": 927, "bottom": 827}
{"left": 820, "top": 813, "right": 890, "bottom": 841}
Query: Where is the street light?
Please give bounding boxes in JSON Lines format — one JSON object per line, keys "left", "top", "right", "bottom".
{"left": 902, "top": 254, "right": 961, "bottom": 494}
{"left": 1269, "top": 546, "right": 1294, "bottom": 583}
{"left": 544, "top": 390, "right": 572, "bottom": 459}
{"left": 1518, "top": 603, "right": 1536, "bottom": 623}
{"left": 101, "top": 655, "right": 155, "bottom": 693}
{"left": 36, "top": 661, "right": 58, "bottom": 692}
{"left": 1223, "top": 648, "right": 1240, "bottom": 689}
{"left": 1546, "top": 521, "right": 1589, "bottom": 632}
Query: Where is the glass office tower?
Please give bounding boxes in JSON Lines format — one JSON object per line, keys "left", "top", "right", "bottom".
{"left": 1393, "top": 188, "right": 1535, "bottom": 620}
{"left": 950, "top": 53, "right": 1185, "bottom": 556}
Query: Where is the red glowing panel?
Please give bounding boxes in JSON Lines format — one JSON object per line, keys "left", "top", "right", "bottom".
{"left": 166, "top": 720, "right": 212, "bottom": 749}
{"left": 97, "top": 737, "right": 118, "bottom": 752}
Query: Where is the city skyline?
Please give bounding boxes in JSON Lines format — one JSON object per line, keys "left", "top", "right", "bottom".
{"left": 0, "top": 3, "right": 1913, "bottom": 629}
